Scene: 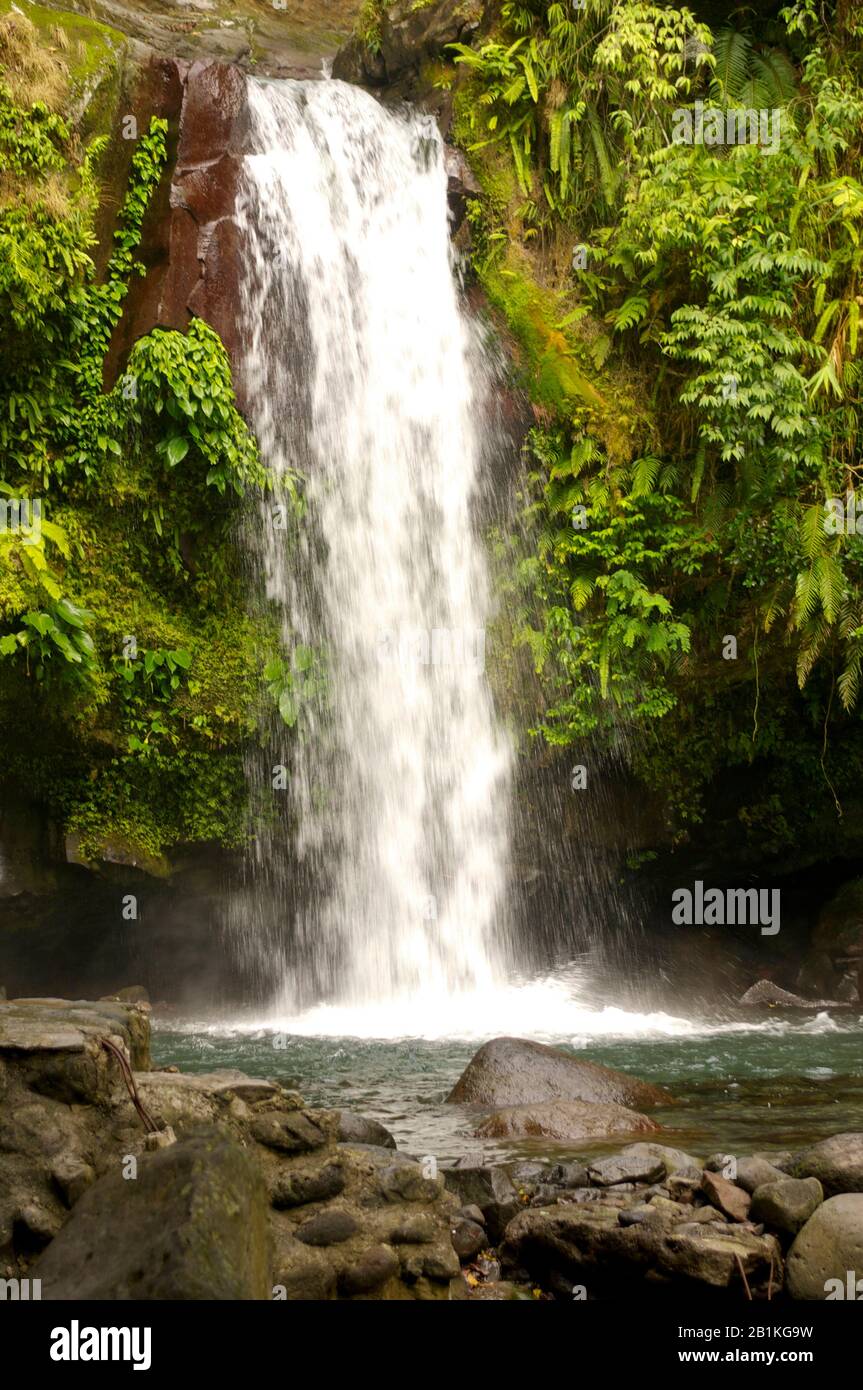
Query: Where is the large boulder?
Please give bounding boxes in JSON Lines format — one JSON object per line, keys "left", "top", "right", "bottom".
{"left": 446, "top": 1037, "right": 671, "bottom": 1110}
{"left": 500, "top": 1203, "right": 781, "bottom": 1297}
{"left": 35, "top": 1132, "right": 271, "bottom": 1300}
{"left": 786, "top": 1194, "right": 863, "bottom": 1299}
{"left": 790, "top": 1133, "right": 863, "bottom": 1195}
{"left": 0, "top": 998, "right": 465, "bottom": 1300}
{"left": 475, "top": 1100, "right": 660, "bottom": 1143}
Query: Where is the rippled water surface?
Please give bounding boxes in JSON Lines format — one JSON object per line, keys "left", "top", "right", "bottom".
{"left": 153, "top": 1001, "right": 863, "bottom": 1166}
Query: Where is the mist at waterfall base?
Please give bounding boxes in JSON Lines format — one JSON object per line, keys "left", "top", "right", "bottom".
{"left": 168, "top": 74, "right": 863, "bottom": 1158}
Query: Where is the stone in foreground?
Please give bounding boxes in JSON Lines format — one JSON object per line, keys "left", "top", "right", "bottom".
{"left": 35, "top": 1132, "right": 270, "bottom": 1299}
{"left": 786, "top": 1194, "right": 863, "bottom": 1299}
{"left": 790, "top": 1133, "right": 863, "bottom": 1196}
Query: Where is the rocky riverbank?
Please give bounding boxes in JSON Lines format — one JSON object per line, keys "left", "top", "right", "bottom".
{"left": 1, "top": 999, "right": 862, "bottom": 1300}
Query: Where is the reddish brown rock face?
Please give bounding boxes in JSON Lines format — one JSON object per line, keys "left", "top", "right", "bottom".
{"left": 105, "top": 57, "right": 251, "bottom": 406}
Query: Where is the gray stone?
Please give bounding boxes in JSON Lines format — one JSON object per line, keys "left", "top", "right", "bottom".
{"left": 451, "top": 1217, "right": 486, "bottom": 1260}
{"left": 446, "top": 1036, "right": 671, "bottom": 1109}
{"left": 335, "top": 1111, "right": 396, "bottom": 1149}
{"left": 791, "top": 1133, "right": 863, "bottom": 1196}
{"left": 295, "top": 1206, "right": 359, "bottom": 1247}
{"left": 444, "top": 1165, "right": 519, "bottom": 1243}
{"left": 338, "top": 1244, "right": 400, "bottom": 1296}
{"left": 35, "top": 1132, "right": 270, "bottom": 1299}
{"left": 250, "top": 1110, "right": 326, "bottom": 1154}
{"left": 588, "top": 1153, "right": 666, "bottom": 1186}
{"left": 547, "top": 1162, "right": 590, "bottom": 1189}
{"left": 501, "top": 1203, "right": 781, "bottom": 1295}
{"left": 50, "top": 1156, "right": 95, "bottom": 1208}
{"left": 750, "top": 1178, "right": 823, "bottom": 1239}
{"left": 454, "top": 1203, "right": 485, "bottom": 1225}
{"left": 787, "top": 1194, "right": 863, "bottom": 1299}
{"left": 387, "top": 1213, "right": 436, "bottom": 1244}
{"left": 272, "top": 1162, "right": 346, "bottom": 1210}
{"left": 618, "top": 1142, "right": 702, "bottom": 1179}
{"left": 735, "top": 1156, "right": 787, "bottom": 1194}
{"left": 476, "top": 1100, "right": 660, "bottom": 1142}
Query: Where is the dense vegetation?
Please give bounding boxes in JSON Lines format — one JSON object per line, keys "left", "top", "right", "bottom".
{"left": 0, "top": 11, "right": 268, "bottom": 867}
{"left": 444, "top": 0, "right": 863, "bottom": 859}
{"left": 3, "top": 0, "right": 863, "bottom": 874}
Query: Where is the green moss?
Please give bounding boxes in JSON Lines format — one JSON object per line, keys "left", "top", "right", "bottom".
{"left": 479, "top": 244, "right": 604, "bottom": 413}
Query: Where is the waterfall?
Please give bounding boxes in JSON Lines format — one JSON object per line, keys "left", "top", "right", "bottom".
{"left": 234, "top": 78, "right": 514, "bottom": 1025}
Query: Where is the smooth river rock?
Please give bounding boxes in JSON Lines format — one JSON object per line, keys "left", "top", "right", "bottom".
{"left": 750, "top": 1178, "right": 823, "bottom": 1239}
{"left": 786, "top": 1194, "right": 863, "bottom": 1299}
{"left": 446, "top": 1037, "right": 672, "bottom": 1109}
{"left": 475, "top": 1099, "right": 660, "bottom": 1143}
{"left": 790, "top": 1133, "right": 863, "bottom": 1195}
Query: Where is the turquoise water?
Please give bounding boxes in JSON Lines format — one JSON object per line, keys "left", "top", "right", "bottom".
{"left": 152, "top": 1012, "right": 863, "bottom": 1166}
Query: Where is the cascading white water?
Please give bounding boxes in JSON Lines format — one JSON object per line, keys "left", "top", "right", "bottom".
{"left": 235, "top": 78, "right": 514, "bottom": 1023}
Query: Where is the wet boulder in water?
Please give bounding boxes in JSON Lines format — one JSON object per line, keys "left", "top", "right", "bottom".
{"left": 446, "top": 1037, "right": 671, "bottom": 1109}
{"left": 475, "top": 1100, "right": 660, "bottom": 1144}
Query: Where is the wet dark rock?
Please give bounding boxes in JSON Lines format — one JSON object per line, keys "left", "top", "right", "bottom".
{"left": 476, "top": 1099, "right": 660, "bottom": 1142}
{"left": 250, "top": 1110, "right": 327, "bottom": 1154}
{"left": 588, "top": 1153, "right": 667, "bottom": 1187}
{"left": 444, "top": 144, "right": 480, "bottom": 230}
{"left": 35, "top": 1132, "right": 270, "bottom": 1299}
{"left": 387, "top": 1213, "right": 436, "bottom": 1244}
{"left": 338, "top": 1244, "right": 400, "bottom": 1296}
{"left": 451, "top": 1217, "right": 486, "bottom": 1260}
{"left": 333, "top": 0, "right": 483, "bottom": 88}
{"left": 272, "top": 1162, "right": 346, "bottom": 1210}
{"left": 336, "top": 1111, "right": 396, "bottom": 1149}
{"left": 295, "top": 1206, "right": 359, "bottom": 1246}
{"left": 547, "top": 1162, "right": 590, "bottom": 1189}
{"left": 501, "top": 1203, "right": 782, "bottom": 1296}
{"left": 618, "top": 1142, "right": 702, "bottom": 1180}
{"left": 14, "top": 1203, "right": 62, "bottom": 1251}
{"left": 739, "top": 981, "right": 820, "bottom": 1007}
{"left": 750, "top": 1178, "right": 823, "bottom": 1239}
{"left": 444, "top": 1165, "right": 520, "bottom": 1243}
{"left": 446, "top": 1036, "right": 671, "bottom": 1109}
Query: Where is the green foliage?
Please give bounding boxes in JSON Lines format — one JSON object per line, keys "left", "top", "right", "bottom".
{"left": 457, "top": 2, "right": 863, "bottom": 839}
{"left": 264, "top": 646, "right": 327, "bottom": 728}
{"left": 0, "top": 32, "right": 276, "bottom": 862}
{"left": 451, "top": 1, "right": 713, "bottom": 216}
